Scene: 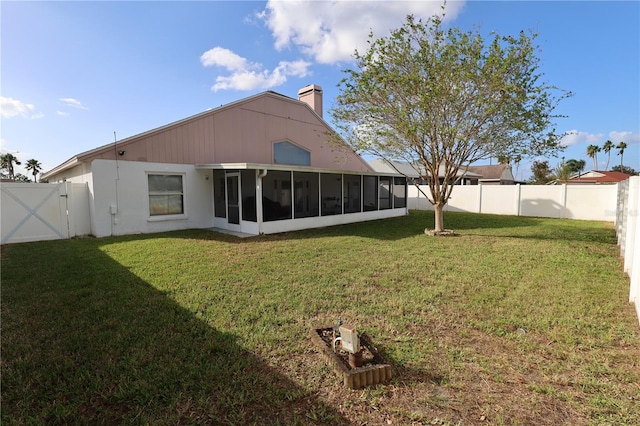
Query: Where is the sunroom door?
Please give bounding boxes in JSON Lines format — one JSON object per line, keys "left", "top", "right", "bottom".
{"left": 226, "top": 173, "right": 240, "bottom": 226}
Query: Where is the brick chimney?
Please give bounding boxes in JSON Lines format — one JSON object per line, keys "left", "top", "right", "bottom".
{"left": 297, "top": 84, "right": 323, "bottom": 118}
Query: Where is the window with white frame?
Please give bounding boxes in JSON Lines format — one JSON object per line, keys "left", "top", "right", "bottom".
{"left": 148, "top": 174, "right": 184, "bottom": 216}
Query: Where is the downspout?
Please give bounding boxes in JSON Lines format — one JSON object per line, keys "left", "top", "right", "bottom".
{"left": 112, "top": 131, "right": 120, "bottom": 237}
{"left": 257, "top": 169, "right": 268, "bottom": 234}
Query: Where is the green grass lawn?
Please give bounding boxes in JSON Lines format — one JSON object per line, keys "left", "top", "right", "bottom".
{"left": 2, "top": 211, "right": 638, "bottom": 425}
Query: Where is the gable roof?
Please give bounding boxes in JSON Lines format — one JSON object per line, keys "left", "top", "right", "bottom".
{"left": 367, "top": 159, "right": 482, "bottom": 178}
{"left": 42, "top": 89, "right": 371, "bottom": 180}
{"left": 465, "top": 164, "right": 513, "bottom": 181}
{"left": 568, "top": 170, "right": 632, "bottom": 184}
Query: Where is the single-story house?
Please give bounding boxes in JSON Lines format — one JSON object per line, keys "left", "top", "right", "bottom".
{"left": 368, "top": 159, "right": 482, "bottom": 185}
{"left": 41, "top": 85, "right": 407, "bottom": 237}
{"left": 464, "top": 163, "right": 519, "bottom": 185}
{"left": 565, "top": 170, "right": 633, "bottom": 185}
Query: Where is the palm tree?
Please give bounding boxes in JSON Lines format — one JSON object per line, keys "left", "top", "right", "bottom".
{"left": 565, "top": 158, "right": 586, "bottom": 178}
{"left": 602, "top": 140, "right": 614, "bottom": 171}
{"left": 25, "top": 159, "right": 43, "bottom": 182}
{"left": 553, "top": 162, "right": 572, "bottom": 183}
{"left": 617, "top": 141, "right": 627, "bottom": 167}
{"left": 0, "top": 153, "right": 22, "bottom": 180}
{"left": 586, "top": 144, "right": 601, "bottom": 170}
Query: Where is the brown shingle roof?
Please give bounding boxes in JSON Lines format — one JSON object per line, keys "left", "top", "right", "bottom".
{"left": 465, "top": 164, "right": 510, "bottom": 180}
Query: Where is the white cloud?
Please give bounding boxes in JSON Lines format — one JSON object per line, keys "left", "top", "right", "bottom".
{"left": 608, "top": 130, "right": 640, "bottom": 145}
{"left": 212, "top": 59, "right": 312, "bottom": 91}
{"left": 58, "top": 98, "right": 88, "bottom": 110}
{"left": 201, "top": 46, "right": 311, "bottom": 91}
{"left": 200, "top": 47, "right": 250, "bottom": 71}
{"left": 259, "top": 0, "right": 465, "bottom": 64}
{"left": 201, "top": 1, "right": 464, "bottom": 91}
{"left": 0, "top": 96, "right": 38, "bottom": 118}
{"left": 56, "top": 110, "right": 70, "bottom": 117}
{"left": 560, "top": 129, "right": 640, "bottom": 148}
{"left": 560, "top": 130, "right": 603, "bottom": 147}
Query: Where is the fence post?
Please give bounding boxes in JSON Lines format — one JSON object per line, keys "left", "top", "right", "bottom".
{"left": 64, "top": 181, "right": 73, "bottom": 238}
{"left": 617, "top": 180, "right": 629, "bottom": 249}
{"left": 623, "top": 177, "right": 637, "bottom": 274}
{"left": 516, "top": 184, "right": 521, "bottom": 216}
{"left": 621, "top": 177, "right": 640, "bottom": 327}
{"left": 477, "top": 184, "right": 483, "bottom": 214}
{"left": 561, "top": 184, "right": 568, "bottom": 219}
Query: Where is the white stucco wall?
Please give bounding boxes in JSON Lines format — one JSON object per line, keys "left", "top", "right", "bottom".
{"left": 46, "top": 162, "right": 93, "bottom": 185}
{"left": 90, "top": 159, "right": 214, "bottom": 237}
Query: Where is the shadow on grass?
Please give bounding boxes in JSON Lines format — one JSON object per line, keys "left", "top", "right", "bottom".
{"left": 1, "top": 241, "right": 348, "bottom": 425}
{"left": 170, "top": 210, "right": 605, "bottom": 243}
{"left": 84, "top": 210, "right": 616, "bottom": 248}
{"left": 197, "top": 210, "right": 541, "bottom": 243}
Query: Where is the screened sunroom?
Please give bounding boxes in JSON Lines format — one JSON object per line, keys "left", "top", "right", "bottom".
{"left": 198, "top": 163, "right": 408, "bottom": 236}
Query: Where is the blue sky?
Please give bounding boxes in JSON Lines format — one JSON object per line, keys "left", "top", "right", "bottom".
{"left": 2, "top": 1, "right": 639, "bottom": 181}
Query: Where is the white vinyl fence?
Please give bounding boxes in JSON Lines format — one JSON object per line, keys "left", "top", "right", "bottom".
{"left": 408, "top": 183, "right": 618, "bottom": 221}
{"left": 1, "top": 182, "right": 90, "bottom": 244}
{"left": 616, "top": 177, "right": 640, "bottom": 325}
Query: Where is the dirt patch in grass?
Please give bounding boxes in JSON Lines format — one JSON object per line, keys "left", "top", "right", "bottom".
{"left": 424, "top": 229, "right": 458, "bottom": 237}
{"left": 305, "top": 318, "right": 592, "bottom": 425}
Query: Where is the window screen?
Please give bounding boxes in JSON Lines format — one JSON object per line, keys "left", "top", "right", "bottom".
{"left": 379, "top": 176, "right": 392, "bottom": 210}
{"left": 363, "top": 176, "right": 378, "bottom": 211}
{"left": 294, "top": 172, "right": 319, "bottom": 218}
{"left": 343, "top": 174, "right": 361, "bottom": 213}
{"left": 262, "top": 170, "right": 292, "bottom": 221}
{"left": 241, "top": 170, "right": 257, "bottom": 222}
{"left": 393, "top": 177, "right": 406, "bottom": 208}
{"left": 321, "top": 173, "right": 342, "bottom": 216}
{"left": 213, "top": 170, "right": 226, "bottom": 218}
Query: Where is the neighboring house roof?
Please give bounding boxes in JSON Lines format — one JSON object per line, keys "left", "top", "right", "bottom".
{"left": 567, "top": 170, "right": 632, "bottom": 184}
{"left": 367, "top": 159, "right": 482, "bottom": 179}
{"left": 42, "top": 87, "right": 371, "bottom": 180}
{"left": 367, "top": 159, "right": 421, "bottom": 178}
{"left": 464, "top": 164, "right": 515, "bottom": 183}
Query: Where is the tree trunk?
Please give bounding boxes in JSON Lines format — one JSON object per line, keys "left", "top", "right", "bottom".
{"left": 433, "top": 202, "right": 445, "bottom": 232}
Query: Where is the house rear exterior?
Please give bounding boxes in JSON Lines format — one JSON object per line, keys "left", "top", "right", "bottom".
{"left": 41, "top": 85, "right": 407, "bottom": 237}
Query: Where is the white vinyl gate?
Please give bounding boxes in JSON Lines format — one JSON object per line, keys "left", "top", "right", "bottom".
{"left": 1, "top": 182, "right": 90, "bottom": 244}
